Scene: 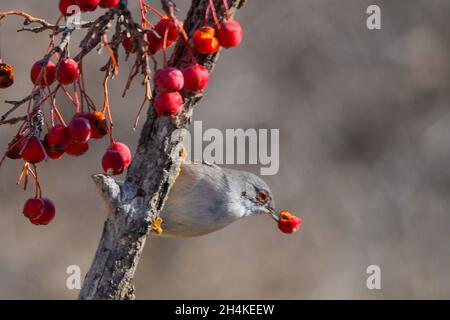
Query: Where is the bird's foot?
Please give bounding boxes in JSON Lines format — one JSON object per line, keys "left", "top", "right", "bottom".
{"left": 150, "top": 216, "right": 164, "bottom": 235}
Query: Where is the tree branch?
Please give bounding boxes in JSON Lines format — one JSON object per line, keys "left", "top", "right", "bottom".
{"left": 79, "top": 0, "right": 246, "bottom": 300}
{"left": 0, "top": 11, "right": 56, "bottom": 30}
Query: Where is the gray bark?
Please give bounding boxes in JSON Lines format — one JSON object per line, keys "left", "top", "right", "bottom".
{"left": 79, "top": 0, "right": 246, "bottom": 300}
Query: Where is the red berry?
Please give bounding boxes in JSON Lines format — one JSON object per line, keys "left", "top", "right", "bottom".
{"left": 182, "top": 64, "right": 209, "bottom": 92}
{"left": 0, "top": 63, "right": 14, "bottom": 88}
{"left": 30, "top": 60, "right": 56, "bottom": 87}
{"left": 57, "top": 58, "right": 80, "bottom": 85}
{"left": 99, "top": 0, "right": 119, "bottom": 8}
{"left": 59, "top": 0, "right": 77, "bottom": 16}
{"left": 43, "top": 135, "right": 64, "bottom": 160}
{"left": 146, "top": 31, "right": 175, "bottom": 54}
{"left": 46, "top": 125, "right": 69, "bottom": 151}
{"left": 154, "top": 67, "right": 184, "bottom": 93}
{"left": 277, "top": 211, "right": 302, "bottom": 234}
{"left": 66, "top": 141, "right": 89, "bottom": 156}
{"left": 22, "top": 136, "right": 47, "bottom": 163}
{"left": 90, "top": 111, "right": 108, "bottom": 139}
{"left": 45, "top": 144, "right": 65, "bottom": 160}
{"left": 67, "top": 116, "right": 91, "bottom": 143}
{"left": 192, "top": 27, "right": 220, "bottom": 54}
{"left": 75, "top": 0, "right": 100, "bottom": 12}
{"left": 23, "top": 198, "right": 45, "bottom": 220}
{"left": 102, "top": 142, "right": 132, "bottom": 175}
{"left": 6, "top": 134, "right": 25, "bottom": 160}
{"left": 30, "top": 198, "right": 55, "bottom": 225}
{"left": 146, "top": 31, "right": 163, "bottom": 55}
{"left": 155, "top": 17, "right": 179, "bottom": 42}
{"left": 217, "top": 20, "right": 243, "bottom": 48}
{"left": 102, "top": 150, "right": 124, "bottom": 175}
{"left": 109, "top": 142, "right": 131, "bottom": 166}
{"left": 75, "top": 111, "right": 108, "bottom": 139}
{"left": 153, "top": 92, "right": 183, "bottom": 117}
{"left": 123, "top": 35, "right": 138, "bottom": 53}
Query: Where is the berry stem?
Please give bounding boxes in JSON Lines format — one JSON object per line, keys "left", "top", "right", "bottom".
{"left": 143, "top": 2, "right": 164, "bottom": 18}
{"left": 76, "top": 81, "right": 84, "bottom": 112}
{"left": 50, "top": 108, "right": 55, "bottom": 127}
{"left": 60, "top": 84, "right": 77, "bottom": 108}
{"left": 174, "top": 21, "right": 197, "bottom": 64}
{"left": 221, "top": 0, "right": 231, "bottom": 21}
{"left": 122, "top": 59, "right": 140, "bottom": 98}
{"left": 206, "top": 0, "right": 221, "bottom": 28}
{"left": 52, "top": 105, "right": 67, "bottom": 127}
{"left": 139, "top": 0, "right": 156, "bottom": 29}
{"left": 31, "top": 163, "right": 42, "bottom": 198}
{"left": 17, "top": 162, "right": 28, "bottom": 191}
{"left": 73, "top": 83, "right": 80, "bottom": 113}
{"left": 102, "top": 70, "right": 114, "bottom": 134}
{"left": 162, "top": 28, "right": 169, "bottom": 67}
{"left": 133, "top": 75, "right": 152, "bottom": 130}
{"left": 133, "top": 94, "right": 148, "bottom": 130}
{"left": 46, "top": 14, "right": 63, "bottom": 55}
{"left": 35, "top": 84, "right": 62, "bottom": 111}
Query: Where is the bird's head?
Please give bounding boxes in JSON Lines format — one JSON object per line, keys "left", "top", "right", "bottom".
{"left": 230, "top": 170, "right": 278, "bottom": 220}
{"left": 228, "top": 169, "right": 302, "bottom": 234}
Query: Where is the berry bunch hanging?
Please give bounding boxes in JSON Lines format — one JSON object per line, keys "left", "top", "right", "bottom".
{"left": 0, "top": 0, "right": 287, "bottom": 231}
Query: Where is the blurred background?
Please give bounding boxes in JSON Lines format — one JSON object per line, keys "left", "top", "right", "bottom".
{"left": 1, "top": 0, "right": 450, "bottom": 299}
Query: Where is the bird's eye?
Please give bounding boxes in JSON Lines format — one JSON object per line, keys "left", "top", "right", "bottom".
{"left": 256, "top": 190, "right": 269, "bottom": 203}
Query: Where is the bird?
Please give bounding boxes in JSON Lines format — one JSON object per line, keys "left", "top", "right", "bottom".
{"left": 156, "top": 161, "right": 280, "bottom": 237}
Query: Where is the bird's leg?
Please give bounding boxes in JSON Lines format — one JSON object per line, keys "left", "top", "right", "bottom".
{"left": 150, "top": 216, "right": 164, "bottom": 235}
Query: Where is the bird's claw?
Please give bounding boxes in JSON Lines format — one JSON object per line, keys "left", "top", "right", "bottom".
{"left": 150, "top": 216, "right": 164, "bottom": 235}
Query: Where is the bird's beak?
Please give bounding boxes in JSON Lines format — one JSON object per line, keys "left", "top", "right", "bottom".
{"left": 266, "top": 206, "right": 280, "bottom": 222}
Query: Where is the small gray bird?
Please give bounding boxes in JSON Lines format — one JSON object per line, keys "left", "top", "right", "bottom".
{"left": 158, "top": 162, "right": 280, "bottom": 237}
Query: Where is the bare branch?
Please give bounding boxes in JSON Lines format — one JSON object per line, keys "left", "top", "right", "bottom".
{"left": 17, "top": 21, "right": 95, "bottom": 34}
{"left": 0, "top": 11, "right": 56, "bottom": 31}
{"left": 0, "top": 116, "right": 27, "bottom": 126}
{"left": 2, "top": 94, "right": 33, "bottom": 121}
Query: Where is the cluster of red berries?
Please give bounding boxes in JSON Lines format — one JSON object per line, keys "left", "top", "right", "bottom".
{"left": 5, "top": 50, "right": 134, "bottom": 225}
{"left": 152, "top": 65, "right": 209, "bottom": 116}
{"left": 123, "top": 18, "right": 242, "bottom": 116}
{"left": 277, "top": 211, "right": 302, "bottom": 234}
{"left": 59, "top": 0, "right": 119, "bottom": 15}
{"left": 146, "top": 17, "right": 179, "bottom": 55}
{"left": 2, "top": 0, "right": 244, "bottom": 227}
{"left": 192, "top": 19, "right": 243, "bottom": 55}
{"left": 31, "top": 58, "right": 80, "bottom": 87}
{"left": 8, "top": 107, "right": 132, "bottom": 225}
{"left": 122, "top": 14, "right": 214, "bottom": 116}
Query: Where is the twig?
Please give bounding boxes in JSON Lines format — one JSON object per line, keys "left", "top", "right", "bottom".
{"left": 17, "top": 21, "right": 95, "bottom": 34}
{"left": 0, "top": 11, "right": 55, "bottom": 30}
{"left": 0, "top": 116, "right": 27, "bottom": 126}
{"left": 2, "top": 94, "right": 33, "bottom": 121}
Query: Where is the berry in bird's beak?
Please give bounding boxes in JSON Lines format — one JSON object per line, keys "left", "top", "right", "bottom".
{"left": 270, "top": 210, "right": 302, "bottom": 234}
